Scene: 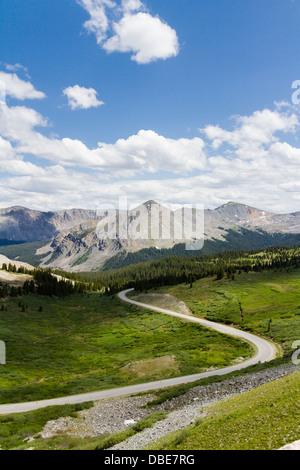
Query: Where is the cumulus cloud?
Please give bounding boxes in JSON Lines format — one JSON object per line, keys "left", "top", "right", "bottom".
{"left": 269, "top": 141, "right": 300, "bottom": 163}
{"left": 1, "top": 107, "right": 206, "bottom": 173}
{"left": 77, "top": 0, "right": 116, "bottom": 44}
{"left": 0, "top": 92, "right": 206, "bottom": 173}
{"left": 0, "top": 159, "right": 45, "bottom": 176}
{"left": 77, "top": 0, "right": 179, "bottom": 63}
{"left": 63, "top": 85, "right": 104, "bottom": 110}
{"left": 121, "top": 0, "right": 143, "bottom": 12}
{"left": 103, "top": 12, "right": 179, "bottom": 64}
{"left": 201, "top": 108, "right": 299, "bottom": 159}
{"left": 2, "top": 158, "right": 300, "bottom": 213}
{"left": 0, "top": 103, "right": 47, "bottom": 143}
{"left": 0, "top": 72, "right": 45, "bottom": 101}
{"left": 1, "top": 76, "right": 300, "bottom": 214}
{"left": 95, "top": 130, "right": 206, "bottom": 173}
{"left": 0, "top": 137, "right": 15, "bottom": 161}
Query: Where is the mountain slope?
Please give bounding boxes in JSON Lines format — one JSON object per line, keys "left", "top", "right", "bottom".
{"left": 0, "top": 201, "right": 299, "bottom": 271}
{"left": 0, "top": 206, "right": 101, "bottom": 243}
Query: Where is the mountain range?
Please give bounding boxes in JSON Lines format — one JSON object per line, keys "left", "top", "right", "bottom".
{"left": 0, "top": 201, "right": 300, "bottom": 272}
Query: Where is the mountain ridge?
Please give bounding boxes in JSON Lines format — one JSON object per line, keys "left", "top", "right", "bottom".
{"left": 0, "top": 201, "right": 299, "bottom": 271}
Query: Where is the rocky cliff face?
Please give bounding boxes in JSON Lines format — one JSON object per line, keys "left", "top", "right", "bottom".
{"left": 1, "top": 201, "right": 299, "bottom": 272}
{"left": 213, "top": 202, "right": 300, "bottom": 233}
{"left": 0, "top": 206, "right": 100, "bottom": 243}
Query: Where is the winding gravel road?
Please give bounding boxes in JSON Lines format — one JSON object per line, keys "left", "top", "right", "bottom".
{"left": 0, "top": 289, "right": 276, "bottom": 415}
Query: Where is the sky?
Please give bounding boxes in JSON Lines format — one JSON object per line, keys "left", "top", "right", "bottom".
{"left": 0, "top": 0, "right": 300, "bottom": 213}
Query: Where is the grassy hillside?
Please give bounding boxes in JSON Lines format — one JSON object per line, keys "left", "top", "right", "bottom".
{"left": 0, "top": 402, "right": 94, "bottom": 450}
{"left": 102, "top": 230, "right": 300, "bottom": 270}
{"left": 1, "top": 257, "right": 299, "bottom": 405}
{"left": 0, "top": 293, "right": 251, "bottom": 404}
{"left": 0, "top": 240, "right": 24, "bottom": 247}
{"left": 0, "top": 252, "right": 299, "bottom": 451}
{"left": 0, "top": 240, "right": 51, "bottom": 266}
{"left": 76, "top": 245, "right": 300, "bottom": 295}
{"left": 147, "top": 371, "right": 300, "bottom": 450}
{"left": 149, "top": 268, "right": 300, "bottom": 355}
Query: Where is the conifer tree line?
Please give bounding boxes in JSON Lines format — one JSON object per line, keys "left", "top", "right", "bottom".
{"left": 68, "top": 245, "right": 300, "bottom": 295}
{"left": 34, "top": 270, "right": 86, "bottom": 296}
{"left": 0, "top": 268, "right": 85, "bottom": 298}
{"left": 0, "top": 245, "right": 299, "bottom": 299}
{"left": 1, "top": 263, "right": 34, "bottom": 275}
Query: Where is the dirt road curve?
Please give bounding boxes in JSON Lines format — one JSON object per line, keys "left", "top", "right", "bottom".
{"left": 0, "top": 289, "right": 276, "bottom": 415}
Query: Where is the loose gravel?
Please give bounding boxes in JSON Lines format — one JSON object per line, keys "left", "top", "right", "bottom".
{"left": 40, "top": 395, "right": 153, "bottom": 439}
{"left": 110, "top": 363, "right": 300, "bottom": 450}
{"left": 39, "top": 362, "right": 299, "bottom": 450}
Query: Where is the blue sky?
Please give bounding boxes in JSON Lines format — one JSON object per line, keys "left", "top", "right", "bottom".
{"left": 1, "top": 0, "right": 300, "bottom": 212}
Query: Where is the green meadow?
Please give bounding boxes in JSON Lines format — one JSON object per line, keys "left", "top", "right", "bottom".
{"left": 0, "top": 292, "right": 251, "bottom": 404}
{"left": 151, "top": 268, "right": 300, "bottom": 354}
{"left": 0, "top": 264, "right": 299, "bottom": 451}
{"left": 0, "top": 402, "right": 94, "bottom": 450}
{"left": 0, "top": 403, "right": 167, "bottom": 450}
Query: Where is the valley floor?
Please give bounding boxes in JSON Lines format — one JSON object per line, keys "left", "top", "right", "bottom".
{"left": 0, "top": 263, "right": 299, "bottom": 450}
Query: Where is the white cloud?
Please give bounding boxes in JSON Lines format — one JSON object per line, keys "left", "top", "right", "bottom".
{"left": 269, "top": 141, "right": 300, "bottom": 163}
{"left": 77, "top": 0, "right": 116, "bottom": 44}
{"left": 121, "top": 0, "right": 143, "bottom": 12}
{"left": 201, "top": 108, "right": 299, "bottom": 160}
{"left": 0, "top": 97, "right": 206, "bottom": 173}
{"left": 77, "top": 0, "right": 179, "bottom": 63}
{"left": 0, "top": 103, "right": 47, "bottom": 143}
{"left": 63, "top": 85, "right": 104, "bottom": 110}
{"left": 0, "top": 137, "right": 15, "bottom": 161}
{"left": 95, "top": 130, "right": 206, "bottom": 173}
{"left": 0, "top": 72, "right": 45, "bottom": 101}
{"left": 5, "top": 63, "right": 29, "bottom": 76}
{"left": 0, "top": 159, "right": 45, "bottom": 176}
{"left": 1, "top": 91, "right": 300, "bottom": 213}
{"left": 0, "top": 121, "right": 46, "bottom": 177}
{"left": 1, "top": 160, "right": 299, "bottom": 213}
{"left": 103, "top": 12, "right": 179, "bottom": 64}
{"left": 8, "top": 119, "right": 206, "bottom": 174}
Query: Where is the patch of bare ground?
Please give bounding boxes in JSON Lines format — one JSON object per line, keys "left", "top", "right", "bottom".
{"left": 132, "top": 293, "right": 193, "bottom": 316}
{"left": 37, "top": 363, "right": 299, "bottom": 448}
{"left": 0, "top": 270, "right": 32, "bottom": 287}
{"left": 120, "top": 355, "right": 179, "bottom": 379}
